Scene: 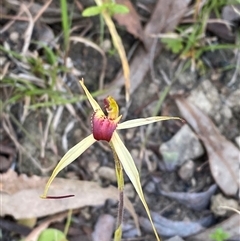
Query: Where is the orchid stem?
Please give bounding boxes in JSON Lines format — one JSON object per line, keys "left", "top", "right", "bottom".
{"left": 110, "top": 141, "right": 124, "bottom": 241}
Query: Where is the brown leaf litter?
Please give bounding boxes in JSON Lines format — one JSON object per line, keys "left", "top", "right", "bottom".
{"left": 114, "top": 0, "right": 144, "bottom": 41}
{"left": 103, "top": 0, "right": 191, "bottom": 100}
{"left": 139, "top": 211, "right": 214, "bottom": 237}
{"left": 0, "top": 169, "right": 139, "bottom": 232}
{"left": 159, "top": 184, "right": 217, "bottom": 211}
{"left": 175, "top": 97, "right": 240, "bottom": 197}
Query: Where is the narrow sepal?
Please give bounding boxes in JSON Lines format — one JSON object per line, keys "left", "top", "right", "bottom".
{"left": 117, "top": 116, "right": 183, "bottom": 130}
{"left": 41, "top": 134, "right": 96, "bottom": 198}
{"left": 111, "top": 132, "right": 161, "bottom": 241}
{"left": 79, "top": 79, "right": 104, "bottom": 114}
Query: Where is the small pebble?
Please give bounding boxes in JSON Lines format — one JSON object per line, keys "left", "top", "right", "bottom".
{"left": 178, "top": 160, "right": 195, "bottom": 181}
{"left": 92, "top": 214, "right": 115, "bottom": 241}
{"left": 98, "top": 166, "right": 116, "bottom": 182}
{"left": 88, "top": 160, "right": 100, "bottom": 173}
{"left": 191, "top": 178, "right": 197, "bottom": 187}
{"left": 124, "top": 183, "right": 135, "bottom": 199}
{"left": 126, "top": 129, "right": 135, "bottom": 140}
{"left": 100, "top": 39, "right": 112, "bottom": 52}
{"left": 211, "top": 193, "right": 239, "bottom": 216}
{"left": 160, "top": 125, "right": 204, "bottom": 171}
{"left": 144, "top": 181, "right": 156, "bottom": 194}
{"left": 65, "top": 171, "right": 79, "bottom": 180}
{"left": 10, "top": 32, "right": 19, "bottom": 42}
{"left": 73, "top": 129, "right": 83, "bottom": 140}
{"left": 222, "top": 4, "right": 240, "bottom": 22}
{"left": 226, "top": 89, "right": 240, "bottom": 108}
{"left": 0, "top": 57, "right": 7, "bottom": 66}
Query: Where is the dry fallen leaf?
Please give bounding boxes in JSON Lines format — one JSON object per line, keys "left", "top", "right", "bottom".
{"left": 175, "top": 97, "right": 240, "bottom": 196}
{"left": 159, "top": 184, "right": 217, "bottom": 211}
{"left": 140, "top": 212, "right": 214, "bottom": 237}
{"left": 0, "top": 169, "right": 139, "bottom": 232}
{"left": 114, "top": 0, "right": 143, "bottom": 40}
{"left": 207, "top": 22, "right": 235, "bottom": 43}
{"left": 25, "top": 212, "right": 69, "bottom": 241}
{"left": 34, "top": 22, "right": 55, "bottom": 45}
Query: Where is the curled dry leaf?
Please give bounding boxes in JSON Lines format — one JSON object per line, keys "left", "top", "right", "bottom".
{"left": 206, "top": 22, "right": 235, "bottom": 43}
{"left": 25, "top": 212, "right": 69, "bottom": 241}
{"left": 139, "top": 212, "right": 214, "bottom": 237}
{"left": 114, "top": 0, "right": 143, "bottom": 40}
{"left": 0, "top": 170, "right": 139, "bottom": 232}
{"left": 175, "top": 97, "right": 240, "bottom": 196}
{"left": 159, "top": 184, "right": 217, "bottom": 211}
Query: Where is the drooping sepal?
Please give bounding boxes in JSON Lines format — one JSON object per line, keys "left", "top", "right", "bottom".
{"left": 40, "top": 134, "right": 96, "bottom": 198}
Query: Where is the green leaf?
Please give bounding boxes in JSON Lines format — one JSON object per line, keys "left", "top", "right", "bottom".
{"left": 42, "top": 45, "right": 57, "bottom": 65}
{"left": 60, "top": 0, "right": 70, "bottom": 50}
{"left": 209, "top": 228, "right": 230, "bottom": 241}
{"left": 161, "top": 38, "right": 183, "bottom": 54}
{"left": 111, "top": 4, "right": 129, "bottom": 14}
{"left": 82, "top": 6, "right": 103, "bottom": 16}
{"left": 38, "top": 228, "right": 68, "bottom": 241}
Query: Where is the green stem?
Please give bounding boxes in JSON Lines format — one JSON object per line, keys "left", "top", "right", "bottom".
{"left": 64, "top": 209, "right": 72, "bottom": 236}
{"left": 109, "top": 142, "right": 124, "bottom": 241}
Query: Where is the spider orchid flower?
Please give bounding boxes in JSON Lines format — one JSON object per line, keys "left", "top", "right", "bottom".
{"left": 41, "top": 79, "right": 182, "bottom": 241}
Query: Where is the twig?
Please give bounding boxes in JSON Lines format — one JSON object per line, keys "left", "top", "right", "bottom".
{"left": 2, "top": 114, "right": 55, "bottom": 173}
{"left": 40, "top": 108, "right": 53, "bottom": 158}
{"left": 21, "top": 3, "right": 34, "bottom": 54}
{"left": 33, "top": 0, "right": 53, "bottom": 23}
{"left": 228, "top": 51, "right": 240, "bottom": 86}
{"left": 218, "top": 206, "right": 240, "bottom": 215}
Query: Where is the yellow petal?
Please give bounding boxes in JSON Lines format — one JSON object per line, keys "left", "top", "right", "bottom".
{"left": 111, "top": 132, "right": 161, "bottom": 241}
{"left": 79, "top": 79, "right": 104, "bottom": 114}
{"left": 117, "top": 116, "right": 182, "bottom": 130}
{"left": 41, "top": 134, "right": 96, "bottom": 198}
